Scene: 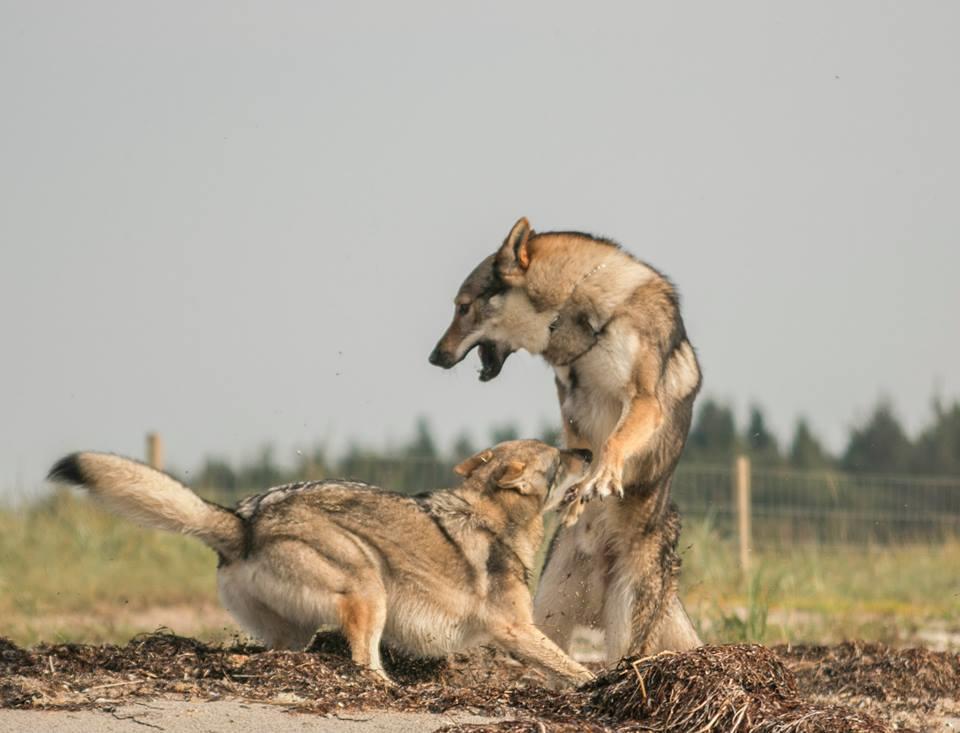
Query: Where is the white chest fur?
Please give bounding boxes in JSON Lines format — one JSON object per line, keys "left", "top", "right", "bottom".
{"left": 553, "top": 323, "right": 639, "bottom": 449}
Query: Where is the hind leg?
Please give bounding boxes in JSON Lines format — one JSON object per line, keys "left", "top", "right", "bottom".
{"left": 601, "top": 535, "right": 669, "bottom": 662}
{"left": 602, "top": 502, "right": 700, "bottom": 661}
{"left": 336, "top": 589, "right": 389, "bottom": 681}
{"left": 628, "top": 503, "right": 700, "bottom": 657}
{"left": 642, "top": 595, "right": 701, "bottom": 654}
{"left": 534, "top": 507, "right": 605, "bottom": 654}
{"left": 218, "top": 569, "right": 316, "bottom": 650}
{"left": 247, "top": 598, "right": 317, "bottom": 650}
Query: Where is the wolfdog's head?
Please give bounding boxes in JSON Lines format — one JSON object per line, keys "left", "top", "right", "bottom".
{"left": 453, "top": 439, "right": 592, "bottom": 512}
{"left": 428, "top": 217, "right": 555, "bottom": 381}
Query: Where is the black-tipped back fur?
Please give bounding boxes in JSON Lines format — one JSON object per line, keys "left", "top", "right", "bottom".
{"left": 48, "top": 453, "right": 87, "bottom": 486}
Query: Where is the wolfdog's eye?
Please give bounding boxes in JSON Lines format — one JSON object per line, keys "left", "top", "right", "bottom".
{"left": 458, "top": 303, "right": 470, "bottom": 316}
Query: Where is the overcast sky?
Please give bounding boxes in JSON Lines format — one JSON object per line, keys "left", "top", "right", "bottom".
{"left": 1, "top": 2, "right": 958, "bottom": 497}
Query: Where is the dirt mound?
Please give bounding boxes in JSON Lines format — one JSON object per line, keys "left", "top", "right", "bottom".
{"left": 1, "top": 632, "right": 939, "bottom": 731}
{"left": 579, "top": 644, "right": 891, "bottom": 733}
{"left": 777, "top": 640, "right": 960, "bottom": 702}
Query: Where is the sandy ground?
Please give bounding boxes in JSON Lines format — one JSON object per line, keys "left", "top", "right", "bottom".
{"left": 3, "top": 698, "right": 958, "bottom": 733}
{"left": 0, "top": 700, "right": 504, "bottom": 733}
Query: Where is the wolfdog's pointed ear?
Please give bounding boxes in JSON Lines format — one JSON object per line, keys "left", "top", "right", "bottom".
{"left": 496, "top": 217, "right": 532, "bottom": 284}
{"left": 496, "top": 460, "right": 534, "bottom": 494}
{"left": 454, "top": 449, "right": 494, "bottom": 477}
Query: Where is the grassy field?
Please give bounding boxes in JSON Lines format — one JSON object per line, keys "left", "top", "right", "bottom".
{"left": 0, "top": 491, "right": 225, "bottom": 645}
{"left": 2, "top": 489, "right": 958, "bottom": 648}
{"left": 678, "top": 517, "right": 960, "bottom": 647}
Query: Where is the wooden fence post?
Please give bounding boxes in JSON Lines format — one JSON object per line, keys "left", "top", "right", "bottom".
{"left": 734, "top": 454, "right": 752, "bottom": 575}
{"left": 146, "top": 432, "right": 164, "bottom": 471}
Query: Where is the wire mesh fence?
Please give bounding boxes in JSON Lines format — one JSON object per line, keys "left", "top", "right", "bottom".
{"left": 264, "top": 456, "right": 960, "bottom": 548}
{"left": 673, "top": 462, "right": 960, "bottom": 546}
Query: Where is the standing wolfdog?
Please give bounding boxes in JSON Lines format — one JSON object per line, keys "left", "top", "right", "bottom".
{"left": 429, "top": 217, "right": 702, "bottom": 661}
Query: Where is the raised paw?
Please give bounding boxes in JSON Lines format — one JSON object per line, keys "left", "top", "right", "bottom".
{"left": 560, "top": 493, "right": 586, "bottom": 527}
{"left": 559, "top": 462, "right": 624, "bottom": 527}
{"left": 578, "top": 462, "right": 624, "bottom": 502}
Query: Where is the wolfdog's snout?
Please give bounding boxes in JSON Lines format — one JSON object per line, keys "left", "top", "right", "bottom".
{"left": 428, "top": 344, "right": 455, "bottom": 368}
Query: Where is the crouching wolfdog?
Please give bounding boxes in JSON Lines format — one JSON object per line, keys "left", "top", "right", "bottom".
{"left": 48, "top": 440, "right": 593, "bottom": 686}
{"left": 429, "top": 217, "right": 702, "bottom": 661}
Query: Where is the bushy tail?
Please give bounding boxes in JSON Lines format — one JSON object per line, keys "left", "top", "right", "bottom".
{"left": 48, "top": 452, "right": 244, "bottom": 561}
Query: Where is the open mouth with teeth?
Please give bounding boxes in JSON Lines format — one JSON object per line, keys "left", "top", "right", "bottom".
{"left": 477, "top": 340, "right": 512, "bottom": 382}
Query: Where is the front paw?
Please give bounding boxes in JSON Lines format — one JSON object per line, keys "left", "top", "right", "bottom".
{"left": 559, "top": 462, "right": 624, "bottom": 527}
{"left": 560, "top": 493, "right": 586, "bottom": 527}
{"left": 578, "top": 462, "right": 624, "bottom": 502}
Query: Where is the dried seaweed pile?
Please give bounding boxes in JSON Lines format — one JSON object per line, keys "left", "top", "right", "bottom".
{"left": 578, "top": 644, "right": 892, "bottom": 733}
{"left": 0, "top": 631, "right": 558, "bottom": 717}
{"left": 776, "top": 640, "right": 960, "bottom": 702}
{"left": 1, "top": 632, "right": 944, "bottom": 732}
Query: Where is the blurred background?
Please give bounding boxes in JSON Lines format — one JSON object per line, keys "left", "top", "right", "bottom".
{"left": 1, "top": 2, "right": 957, "bottom": 651}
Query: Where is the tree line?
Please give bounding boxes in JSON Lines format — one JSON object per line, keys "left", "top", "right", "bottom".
{"left": 688, "top": 396, "right": 960, "bottom": 474}
{"left": 191, "top": 396, "right": 960, "bottom": 495}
